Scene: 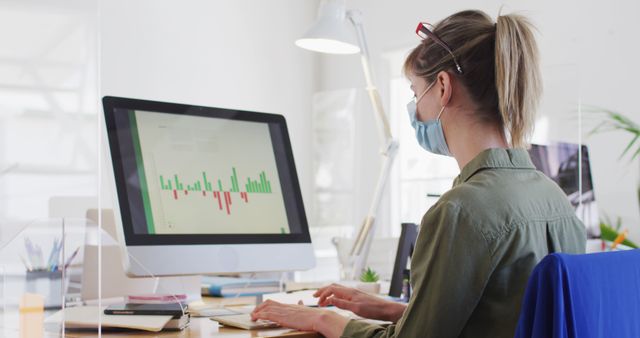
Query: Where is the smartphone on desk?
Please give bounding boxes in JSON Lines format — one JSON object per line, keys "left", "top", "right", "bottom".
{"left": 104, "top": 303, "right": 187, "bottom": 317}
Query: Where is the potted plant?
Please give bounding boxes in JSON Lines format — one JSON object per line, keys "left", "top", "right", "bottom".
{"left": 590, "top": 107, "right": 640, "bottom": 247}
{"left": 356, "top": 267, "right": 381, "bottom": 294}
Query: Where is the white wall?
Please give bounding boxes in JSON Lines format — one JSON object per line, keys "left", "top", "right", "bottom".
{"left": 318, "top": 0, "right": 640, "bottom": 242}
{"left": 98, "top": 0, "right": 320, "bottom": 218}
{"left": 97, "top": 0, "right": 640, "bottom": 244}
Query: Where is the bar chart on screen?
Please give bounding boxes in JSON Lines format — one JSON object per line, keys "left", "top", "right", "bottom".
{"left": 131, "top": 110, "right": 290, "bottom": 235}
{"left": 158, "top": 168, "right": 274, "bottom": 214}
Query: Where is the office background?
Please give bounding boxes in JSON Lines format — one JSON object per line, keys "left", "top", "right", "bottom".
{"left": 1, "top": 0, "right": 639, "bottom": 280}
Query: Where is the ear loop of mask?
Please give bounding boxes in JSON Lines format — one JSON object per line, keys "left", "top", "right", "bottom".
{"left": 436, "top": 81, "right": 453, "bottom": 121}
{"left": 417, "top": 80, "right": 449, "bottom": 121}
{"left": 415, "top": 81, "right": 435, "bottom": 103}
{"left": 436, "top": 106, "right": 446, "bottom": 120}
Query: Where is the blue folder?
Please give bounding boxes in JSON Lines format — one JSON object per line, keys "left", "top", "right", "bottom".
{"left": 201, "top": 276, "right": 280, "bottom": 297}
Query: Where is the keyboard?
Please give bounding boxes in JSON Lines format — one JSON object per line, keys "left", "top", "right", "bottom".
{"left": 210, "top": 313, "right": 280, "bottom": 330}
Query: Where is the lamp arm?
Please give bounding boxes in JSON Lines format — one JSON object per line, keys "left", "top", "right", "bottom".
{"left": 347, "top": 10, "right": 393, "bottom": 147}
{"left": 343, "top": 10, "right": 399, "bottom": 279}
{"left": 347, "top": 139, "right": 398, "bottom": 279}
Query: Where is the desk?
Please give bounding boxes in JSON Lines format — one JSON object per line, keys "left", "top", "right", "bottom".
{"left": 0, "top": 296, "right": 322, "bottom": 338}
{"left": 54, "top": 317, "right": 321, "bottom": 338}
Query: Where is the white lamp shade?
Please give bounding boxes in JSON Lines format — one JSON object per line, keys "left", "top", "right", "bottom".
{"left": 295, "top": 0, "right": 360, "bottom": 55}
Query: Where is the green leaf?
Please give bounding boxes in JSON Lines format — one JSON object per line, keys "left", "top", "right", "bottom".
{"left": 589, "top": 108, "right": 640, "bottom": 161}
{"left": 359, "top": 267, "right": 380, "bottom": 282}
{"left": 620, "top": 134, "right": 640, "bottom": 159}
{"left": 630, "top": 145, "right": 640, "bottom": 162}
{"left": 599, "top": 223, "right": 639, "bottom": 248}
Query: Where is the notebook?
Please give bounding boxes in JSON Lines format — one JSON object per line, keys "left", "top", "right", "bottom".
{"left": 45, "top": 306, "right": 176, "bottom": 332}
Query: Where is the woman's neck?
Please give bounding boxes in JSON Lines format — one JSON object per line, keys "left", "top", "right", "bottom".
{"left": 447, "top": 117, "right": 509, "bottom": 170}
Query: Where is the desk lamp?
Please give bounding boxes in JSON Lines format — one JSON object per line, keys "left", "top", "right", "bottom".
{"left": 296, "top": 0, "right": 398, "bottom": 280}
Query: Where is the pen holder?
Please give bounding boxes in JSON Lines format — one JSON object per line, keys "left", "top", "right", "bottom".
{"left": 25, "top": 269, "right": 65, "bottom": 309}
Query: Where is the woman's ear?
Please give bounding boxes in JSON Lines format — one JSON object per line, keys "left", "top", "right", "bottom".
{"left": 436, "top": 71, "right": 453, "bottom": 107}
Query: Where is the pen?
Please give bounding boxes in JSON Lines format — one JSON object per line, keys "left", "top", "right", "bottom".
{"left": 19, "top": 254, "right": 33, "bottom": 272}
{"left": 34, "top": 243, "right": 44, "bottom": 269}
{"left": 24, "top": 238, "right": 37, "bottom": 269}
{"left": 63, "top": 247, "right": 80, "bottom": 270}
{"left": 46, "top": 238, "right": 60, "bottom": 271}
{"left": 611, "top": 229, "right": 628, "bottom": 250}
{"left": 52, "top": 240, "right": 63, "bottom": 271}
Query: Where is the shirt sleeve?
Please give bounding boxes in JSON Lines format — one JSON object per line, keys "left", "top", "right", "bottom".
{"left": 341, "top": 200, "right": 496, "bottom": 338}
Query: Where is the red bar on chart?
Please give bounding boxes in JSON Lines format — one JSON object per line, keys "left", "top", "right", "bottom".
{"left": 214, "top": 191, "right": 222, "bottom": 210}
{"left": 173, "top": 190, "right": 178, "bottom": 200}
{"left": 224, "top": 192, "right": 231, "bottom": 215}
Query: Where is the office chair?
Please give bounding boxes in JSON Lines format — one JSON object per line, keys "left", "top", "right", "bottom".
{"left": 514, "top": 250, "right": 640, "bottom": 338}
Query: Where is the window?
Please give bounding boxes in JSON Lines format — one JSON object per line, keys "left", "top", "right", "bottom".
{"left": 0, "top": 3, "right": 99, "bottom": 225}
{"left": 388, "top": 76, "right": 459, "bottom": 236}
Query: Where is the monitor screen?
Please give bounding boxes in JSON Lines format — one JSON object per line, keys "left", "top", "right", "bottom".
{"left": 104, "top": 96, "right": 311, "bottom": 246}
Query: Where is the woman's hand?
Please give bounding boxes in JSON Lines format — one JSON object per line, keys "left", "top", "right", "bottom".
{"left": 251, "top": 300, "right": 349, "bottom": 338}
{"left": 314, "top": 284, "right": 407, "bottom": 322}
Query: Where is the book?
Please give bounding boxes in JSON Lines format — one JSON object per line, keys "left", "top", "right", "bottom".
{"left": 163, "top": 315, "right": 190, "bottom": 330}
{"left": 104, "top": 302, "right": 187, "bottom": 318}
{"left": 126, "top": 294, "right": 187, "bottom": 304}
{"left": 44, "top": 306, "right": 178, "bottom": 332}
{"left": 201, "top": 276, "right": 280, "bottom": 297}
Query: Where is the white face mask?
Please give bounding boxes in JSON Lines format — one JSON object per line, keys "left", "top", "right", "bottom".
{"left": 407, "top": 82, "right": 451, "bottom": 156}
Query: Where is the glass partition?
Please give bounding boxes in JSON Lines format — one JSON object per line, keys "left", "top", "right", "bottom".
{"left": 0, "top": 0, "right": 100, "bottom": 335}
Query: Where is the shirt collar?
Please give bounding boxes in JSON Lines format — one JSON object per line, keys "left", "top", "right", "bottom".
{"left": 455, "top": 148, "right": 536, "bottom": 185}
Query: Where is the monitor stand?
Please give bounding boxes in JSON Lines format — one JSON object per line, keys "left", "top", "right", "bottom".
{"left": 82, "top": 209, "right": 201, "bottom": 303}
{"left": 81, "top": 244, "right": 202, "bottom": 303}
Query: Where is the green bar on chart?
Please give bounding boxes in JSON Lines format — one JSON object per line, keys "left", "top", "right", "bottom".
{"left": 261, "top": 172, "right": 267, "bottom": 193}
{"left": 203, "top": 172, "right": 211, "bottom": 191}
{"left": 232, "top": 167, "right": 239, "bottom": 192}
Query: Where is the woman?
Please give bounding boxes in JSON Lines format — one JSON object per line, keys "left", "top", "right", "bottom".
{"left": 252, "top": 9, "right": 586, "bottom": 338}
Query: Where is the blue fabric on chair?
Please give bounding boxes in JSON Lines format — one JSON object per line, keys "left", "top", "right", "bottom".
{"left": 514, "top": 250, "right": 640, "bottom": 338}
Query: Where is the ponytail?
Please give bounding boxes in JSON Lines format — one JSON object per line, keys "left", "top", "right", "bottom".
{"left": 404, "top": 10, "right": 542, "bottom": 148}
{"left": 495, "top": 14, "right": 542, "bottom": 148}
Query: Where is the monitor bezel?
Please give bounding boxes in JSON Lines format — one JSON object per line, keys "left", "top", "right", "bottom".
{"left": 103, "top": 96, "right": 312, "bottom": 246}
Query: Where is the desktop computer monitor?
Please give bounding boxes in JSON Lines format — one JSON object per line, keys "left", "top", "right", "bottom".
{"left": 103, "top": 96, "right": 315, "bottom": 276}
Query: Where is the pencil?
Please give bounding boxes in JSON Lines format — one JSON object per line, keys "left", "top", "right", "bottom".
{"left": 611, "top": 229, "right": 628, "bottom": 250}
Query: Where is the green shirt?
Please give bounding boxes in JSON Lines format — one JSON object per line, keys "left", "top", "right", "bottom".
{"left": 341, "top": 148, "right": 586, "bottom": 338}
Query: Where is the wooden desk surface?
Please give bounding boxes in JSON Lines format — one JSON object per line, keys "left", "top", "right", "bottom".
{"left": 0, "top": 297, "right": 322, "bottom": 338}
{"left": 57, "top": 317, "right": 320, "bottom": 338}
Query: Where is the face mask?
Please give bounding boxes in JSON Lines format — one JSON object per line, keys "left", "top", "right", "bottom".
{"left": 407, "top": 82, "right": 451, "bottom": 156}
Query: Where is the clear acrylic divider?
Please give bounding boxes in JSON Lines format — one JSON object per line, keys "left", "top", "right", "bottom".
{"left": 0, "top": 217, "right": 90, "bottom": 337}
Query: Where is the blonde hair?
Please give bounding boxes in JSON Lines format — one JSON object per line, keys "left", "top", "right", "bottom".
{"left": 404, "top": 10, "right": 542, "bottom": 148}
